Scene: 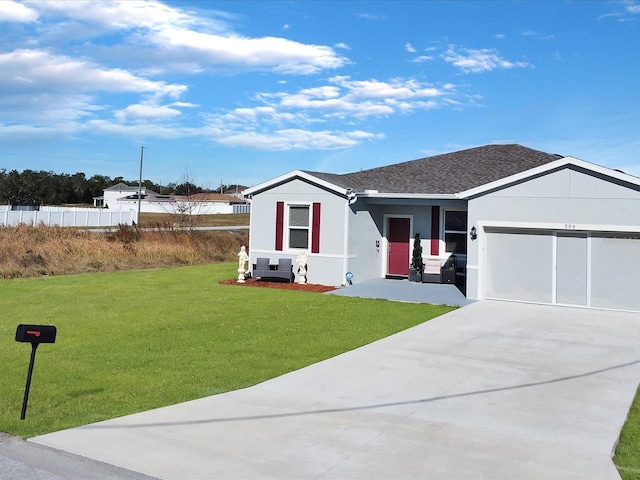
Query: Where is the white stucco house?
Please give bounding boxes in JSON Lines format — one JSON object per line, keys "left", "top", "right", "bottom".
{"left": 94, "top": 184, "right": 249, "bottom": 215}
{"left": 244, "top": 144, "right": 640, "bottom": 312}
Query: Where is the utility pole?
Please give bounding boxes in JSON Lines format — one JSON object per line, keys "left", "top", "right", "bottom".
{"left": 137, "top": 146, "right": 144, "bottom": 225}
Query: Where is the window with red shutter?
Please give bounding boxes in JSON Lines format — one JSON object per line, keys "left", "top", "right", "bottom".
{"left": 276, "top": 202, "right": 320, "bottom": 252}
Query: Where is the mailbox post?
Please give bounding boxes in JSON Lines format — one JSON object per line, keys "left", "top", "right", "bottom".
{"left": 15, "top": 324, "right": 57, "bottom": 420}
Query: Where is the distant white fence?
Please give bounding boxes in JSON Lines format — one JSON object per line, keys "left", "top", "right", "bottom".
{"left": 110, "top": 199, "right": 250, "bottom": 215}
{"left": 0, "top": 206, "right": 136, "bottom": 228}
{"left": 233, "top": 204, "right": 250, "bottom": 214}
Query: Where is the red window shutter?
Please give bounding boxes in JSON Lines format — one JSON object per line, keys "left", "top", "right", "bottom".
{"left": 430, "top": 206, "right": 439, "bottom": 256}
{"left": 275, "top": 202, "right": 284, "bottom": 251}
{"left": 311, "top": 202, "right": 321, "bottom": 253}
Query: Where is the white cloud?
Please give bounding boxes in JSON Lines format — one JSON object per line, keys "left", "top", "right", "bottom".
{"left": 443, "top": 45, "right": 530, "bottom": 73}
{"left": 0, "top": 48, "right": 188, "bottom": 136}
{"left": 30, "top": 0, "right": 206, "bottom": 33}
{"left": 154, "top": 28, "right": 346, "bottom": 74}
{"left": 0, "top": 0, "right": 38, "bottom": 22}
{"left": 0, "top": 2, "right": 480, "bottom": 153}
{"left": 170, "top": 102, "right": 198, "bottom": 108}
{"left": 331, "top": 77, "right": 443, "bottom": 101}
{"left": 85, "top": 119, "right": 187, "bottom": 139}
{"left": 276, "top": 87, "right": 341, "bottom": 112}
{"left": 197, "top": 75, "right": 452, "bottom": 150}
{"left": 0, "top": 124, "right": 67, "bottom": 143}
{"left": 115, "top": 104, "right": 182, "bottom": 122}
{"left": 0, "top": 92, "right": 98, "bottom": 124}
{"left": 275, "top": 77, "right": 446, "bottom": 118}
{"left": 0, "top": 49, "right": 186, "bottom": 98}
{"left": 355, "top": 13, "right": 386, "bottom": 21}
{"left": 599, "top": 2, "right": 640, "bottom": 21}
{"left": 26, "top": 1, "right": 346, "bottom": 75}
{"left": 214, "top": 128, "right": 383, "bottom": 151}
{"left": 521, "top": 30, "right": 555, "bottom": 40}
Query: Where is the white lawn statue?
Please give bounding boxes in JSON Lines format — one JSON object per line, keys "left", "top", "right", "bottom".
{"left": 237, "top": 245, "right": 249, "bottom": 283}
{"left": 296, "top": 251, "right": 307, "bottom": 284}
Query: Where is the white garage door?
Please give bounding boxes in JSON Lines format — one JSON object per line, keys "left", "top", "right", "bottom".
{"left": 484, "top": 228, "right": 640, "bottom": 311}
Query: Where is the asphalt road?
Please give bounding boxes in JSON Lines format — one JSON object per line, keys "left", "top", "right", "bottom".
{"left": 0, "top": 432, "right": 158, "bottom": 480}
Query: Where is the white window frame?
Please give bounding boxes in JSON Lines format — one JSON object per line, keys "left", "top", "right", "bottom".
{"left": 442, "top": 208, "right": 468, "bottom": 255}
{"left": 285, "top": 202, "right": 312, "bottom": 251}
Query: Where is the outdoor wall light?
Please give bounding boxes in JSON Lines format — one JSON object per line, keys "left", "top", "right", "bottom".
{"left": 470, "top": 226, "right": 477, "bottom": 240}
{"left": 345, "top": 271, "right": 353, "bottom": 285}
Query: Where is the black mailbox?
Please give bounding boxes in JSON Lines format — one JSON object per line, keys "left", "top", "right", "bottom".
{"left": 16, "top": 324, "right": 57, "bottom": 344}
{"left": 15, "top": 324, "right": 57, "bottom": 420}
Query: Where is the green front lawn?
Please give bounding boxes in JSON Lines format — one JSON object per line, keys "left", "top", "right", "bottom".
{"left": 614, "top": 386, "right": 640, "bottom": 479}
{"left": 0, "top": 263, "right": 452, "bottom": 438}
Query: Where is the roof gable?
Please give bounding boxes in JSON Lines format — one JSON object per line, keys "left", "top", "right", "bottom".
{"left": 244, "top": 170, "right": 350, "bottom": 197}
{"left": 460, "top": 156, "right": 640, "bottom": 198}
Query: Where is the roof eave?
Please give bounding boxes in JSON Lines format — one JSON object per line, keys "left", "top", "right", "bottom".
{"left": 356, "top": 192, "right": 460, "bottom": 200}
{"left": 244, "top": 170, "right": 349, "bottom": 197}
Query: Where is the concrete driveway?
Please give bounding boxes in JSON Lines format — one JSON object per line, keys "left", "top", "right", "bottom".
{"left": 33, "top": 301, "right": 640, "bottom": 479}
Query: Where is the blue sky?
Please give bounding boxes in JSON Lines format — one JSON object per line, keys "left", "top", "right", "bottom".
{"left": 1, "top": 0, "right": 638, "bottom": 189}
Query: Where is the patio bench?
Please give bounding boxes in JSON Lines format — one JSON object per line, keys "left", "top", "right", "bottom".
{"left": 252, "top": 257, "right": 294, "bottom": 283}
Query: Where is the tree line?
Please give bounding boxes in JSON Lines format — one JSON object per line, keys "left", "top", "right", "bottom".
{"left": 0, "top": 169, "right": 239, "bottom": 205}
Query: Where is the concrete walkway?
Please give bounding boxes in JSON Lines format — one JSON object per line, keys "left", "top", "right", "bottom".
{"left": 33, "top": 301, "right": 640, "bottom": 479}
{"left": 326, "top": 278, "right": 473, "bottom": 306}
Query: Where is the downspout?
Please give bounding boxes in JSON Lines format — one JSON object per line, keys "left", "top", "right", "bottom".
{"left": 343, "top": 191, "right": 358, "bottom": 285}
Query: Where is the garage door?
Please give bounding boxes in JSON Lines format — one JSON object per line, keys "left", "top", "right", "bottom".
{"left": 484, "top": 228, "right": 640, "bottom": 311}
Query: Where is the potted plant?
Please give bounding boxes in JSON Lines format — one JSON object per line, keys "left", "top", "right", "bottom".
{"left": 441, "top": 254, "right": 457, "bottom": 284}
{"left": 409, "top": 233, "right": 424, "bottom": 282}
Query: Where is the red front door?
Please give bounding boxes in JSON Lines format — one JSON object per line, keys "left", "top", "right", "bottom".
{"left": 387, "top": 217, "right": 410, "bottom": 276}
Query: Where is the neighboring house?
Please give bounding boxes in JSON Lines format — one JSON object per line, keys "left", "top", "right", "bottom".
{"left": 244, "top": 144, "right": 640, "bottom": 312}
{"left": 93, "top": 183, "right": 149, "bottom": 209}
{"left": 222, "top": 186, "right": 249, "bottom": 199}
{"left": 94, "top": 184, "right": 249, "bottom": 214}
{"left": 185, "top": 193, "right": 250, "bottom": 214}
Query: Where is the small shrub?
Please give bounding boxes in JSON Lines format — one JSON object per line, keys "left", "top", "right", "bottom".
{"left": 87, "top": 260, "right": 104, "bottom": 270}
{"left": 111, "top": 224, "right": 141, "bottom": 246}
{"left": 20, "top": 250, "right": 47, "bottom": 268}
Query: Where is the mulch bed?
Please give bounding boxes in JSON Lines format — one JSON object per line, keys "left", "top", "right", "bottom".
{"left": 219, "top": 277, "right": 337, "bottom": 293}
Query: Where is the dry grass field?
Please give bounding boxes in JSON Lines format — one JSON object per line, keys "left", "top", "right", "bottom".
{"left": 139, "top": 212, "right": 249, "bottom": 228}
{"left": 0, "top": 214, "right": 249, "bottom": 279}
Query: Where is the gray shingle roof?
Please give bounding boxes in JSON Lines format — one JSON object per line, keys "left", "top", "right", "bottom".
{"left": 105, "top": 183, "right": 139, "bottom": 191}
{"left": 303, "top": 144, "right": 563, "bottom": 194}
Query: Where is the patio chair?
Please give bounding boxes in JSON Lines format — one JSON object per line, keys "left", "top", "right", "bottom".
{"left": 253, "top": 257, "right": 271, "bottom": 279}
{"left": 277, "top": 258, "right": 294, "bottom": 283}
